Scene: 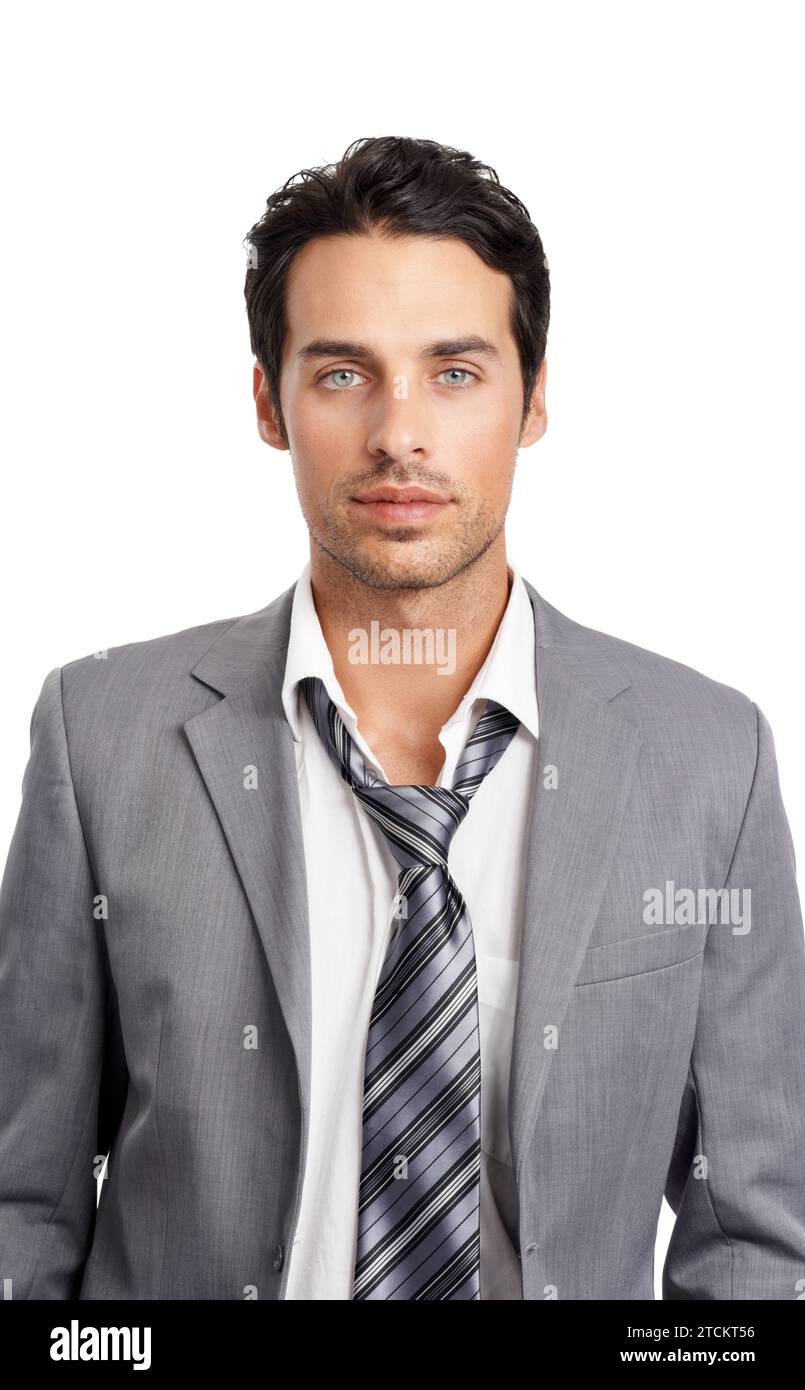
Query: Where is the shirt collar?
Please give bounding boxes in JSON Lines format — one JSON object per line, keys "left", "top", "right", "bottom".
{"left": 281, "top": 562, "right": 359, "bottom": 742}
{"left": 281, "top": 559, "right": 539, "bottom": 746}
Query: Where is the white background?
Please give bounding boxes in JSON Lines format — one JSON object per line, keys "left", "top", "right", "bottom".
{"left": 1, "top": 0, "right": 802, "bottom": 1298}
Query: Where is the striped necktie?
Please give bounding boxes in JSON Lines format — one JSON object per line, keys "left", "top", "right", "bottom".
{"left": 301, "top": 675, "right": 520, "bottom": 1300}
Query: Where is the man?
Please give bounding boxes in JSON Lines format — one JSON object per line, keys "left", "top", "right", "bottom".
{"left": 1, "top": 135, "right": 803, "bottom": 1301}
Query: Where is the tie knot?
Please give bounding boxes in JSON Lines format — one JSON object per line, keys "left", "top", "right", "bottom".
{"left": 354, "top": 782, "right": 470, "bottom": 871}
{"left": 300, "top": 675, "right": 519, "bottom": 871}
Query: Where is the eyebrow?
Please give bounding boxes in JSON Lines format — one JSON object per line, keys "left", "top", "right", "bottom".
{"left": 296, "top": 335, "right": 502, "bottom": 365}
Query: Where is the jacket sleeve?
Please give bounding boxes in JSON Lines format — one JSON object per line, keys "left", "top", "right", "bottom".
{"left": 0, "top": 666, "right": 114, "bottom": 1298}
{"left": 662, "top": 702, "right": 805, "bottom": 1299}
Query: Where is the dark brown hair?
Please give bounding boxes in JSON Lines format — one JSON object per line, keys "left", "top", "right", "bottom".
{"left": 244, "top": 135, "right": 550, "bottom": 445}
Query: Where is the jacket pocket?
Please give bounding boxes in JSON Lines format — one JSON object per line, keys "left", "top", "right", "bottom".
{"left": 575, "top": 920, "right": 709, "bottom": 986}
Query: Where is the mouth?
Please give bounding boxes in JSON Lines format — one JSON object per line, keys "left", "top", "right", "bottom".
{"left": 351, "top": 486, "right": 452, "bottom": 526}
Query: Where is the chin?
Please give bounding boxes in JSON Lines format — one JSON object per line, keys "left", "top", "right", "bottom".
{"left": 348, "top": 551, "right": 463, "bottom": 591}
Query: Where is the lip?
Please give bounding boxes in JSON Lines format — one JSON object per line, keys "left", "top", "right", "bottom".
{"left": 351, "top": 486, "right": 451, "bottom": 526}
{"left": 353, "top": 487, "right": 450, "bottom": 504}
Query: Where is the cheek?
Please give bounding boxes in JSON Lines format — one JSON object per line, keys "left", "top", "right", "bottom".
{"left": 285, "top": 404, "right": 344, "bottom": 485}
{"left": 287, "top": 404, "right": 333, "bottom": 458}
{"left": 290, "top": 434, "right": 345, "bottom": 515}
{"left": 282, "top": 375, "right": 346, "bottom": 456}
{"left": 449, "top": 416, "right": 517, "bottom": 501}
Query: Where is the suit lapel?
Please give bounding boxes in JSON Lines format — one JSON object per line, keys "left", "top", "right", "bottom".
{"left": 180, "top": 578, "right": 643, "bottom": 1206}
{"left": 509, "top": 583, "right": 643, "bottom": 1184}
{"left": 183, "top": 585, "right": 313, "bottom": 1124}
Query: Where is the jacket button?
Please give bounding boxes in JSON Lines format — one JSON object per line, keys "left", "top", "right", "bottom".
{"left": 273, "top": 1243, "right": 284, "bottom": 1272}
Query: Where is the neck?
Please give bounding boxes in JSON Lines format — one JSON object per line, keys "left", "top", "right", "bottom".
{"left": 308, "top": 536, "right": 512, "bottom": 738}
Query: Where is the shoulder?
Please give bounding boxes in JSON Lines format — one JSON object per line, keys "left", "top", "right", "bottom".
{"left": 57, "top": 611, "right": 242, "bottom": 710}
{"left": 39, "top": 587, "right": 293, "bottom": 758}
{"left": 527, "top": 586, "right": 760, "bottom": 772}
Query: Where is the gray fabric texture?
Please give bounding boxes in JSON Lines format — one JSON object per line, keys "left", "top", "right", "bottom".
{"left": 1, "top": 579, "right": 803, "bottom": 1300}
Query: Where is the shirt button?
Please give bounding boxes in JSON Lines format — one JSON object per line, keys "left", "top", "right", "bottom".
{"left": 273, "top": 1243, "right": 284, "bottom": 1271}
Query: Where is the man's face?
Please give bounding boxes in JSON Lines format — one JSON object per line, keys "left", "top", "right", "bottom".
{"left": 255, "top": 229, "right": 546, "bottom": 590}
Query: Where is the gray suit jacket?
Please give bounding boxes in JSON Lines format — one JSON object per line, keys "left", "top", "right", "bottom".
{"left": 1, "top": 579, "right": 804, "bottom": 1300}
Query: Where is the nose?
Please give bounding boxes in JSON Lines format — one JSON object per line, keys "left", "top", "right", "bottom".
{"left": 365, "top": 380, "right": 431, "bottom": 465}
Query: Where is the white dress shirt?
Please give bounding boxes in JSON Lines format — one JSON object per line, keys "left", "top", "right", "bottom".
{"left": 281, "top": 559, "right": 539, "bottom": 1299}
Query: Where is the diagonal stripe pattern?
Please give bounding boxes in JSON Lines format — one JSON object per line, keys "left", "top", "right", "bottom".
{"left": 301, "top": 675, "right": 520, "bottom": 1300}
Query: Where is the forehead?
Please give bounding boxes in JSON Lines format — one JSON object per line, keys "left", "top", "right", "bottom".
{"left": 283, "top": 230, "right": 514, "bottom": 347}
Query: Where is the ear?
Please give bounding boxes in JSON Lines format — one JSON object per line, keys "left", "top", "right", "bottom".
{"left": 253, "top": 362, "right": 287, "bottom": 450}
{"left": 519, "top": 356, "right": 547, "bottom": 447}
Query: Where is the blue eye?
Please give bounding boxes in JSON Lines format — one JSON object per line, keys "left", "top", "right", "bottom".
{"left": 320, "top": 369, "right": 364, "bottom": 389}
{"left": 437, "top": 368, "right": 477, "bottom": 387}
{"left": 319, "top": 366, "right": 478, "bottom": 390}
